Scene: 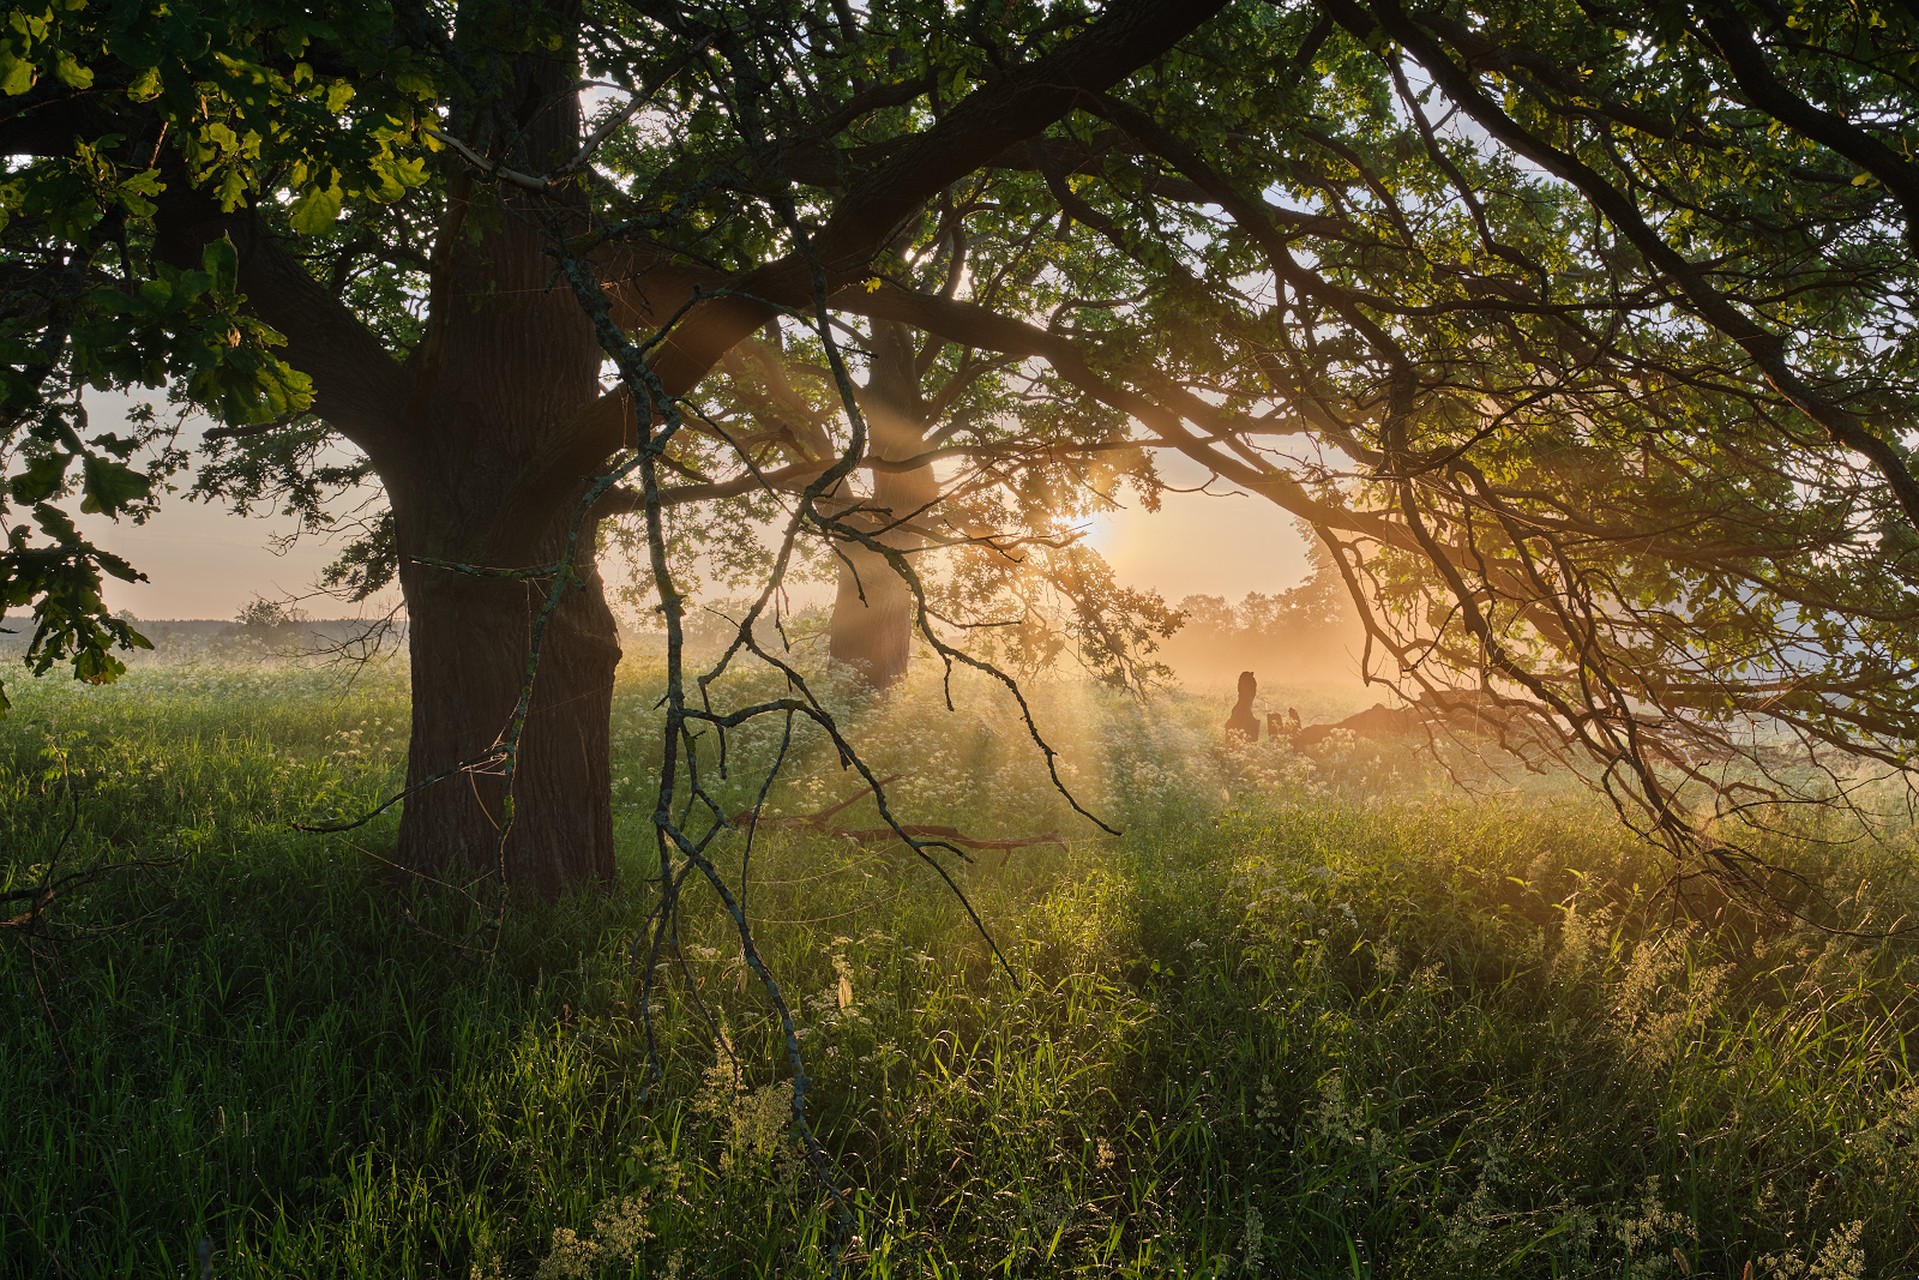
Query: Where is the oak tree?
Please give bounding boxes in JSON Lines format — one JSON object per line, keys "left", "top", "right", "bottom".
{"left": 0, "top": 0, "right": 1225, "bottom": 894}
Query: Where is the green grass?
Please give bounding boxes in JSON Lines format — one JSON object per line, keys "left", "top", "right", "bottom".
{"left": 3, "top": 656, "right": 1918, "bottom": 1277}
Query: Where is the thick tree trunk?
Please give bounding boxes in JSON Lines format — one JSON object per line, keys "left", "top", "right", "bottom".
{"left": 387, "top": 3, "right": 621, "bottom": 895}
{"left": 395, "top": 522, "right": 621, "bottom": 896}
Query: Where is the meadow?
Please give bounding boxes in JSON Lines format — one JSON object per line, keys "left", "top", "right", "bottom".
{"left": 3, "top": 651, "right": 1917, "bottom": 1278}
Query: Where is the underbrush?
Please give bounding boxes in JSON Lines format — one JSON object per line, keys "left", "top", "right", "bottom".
{"left": 3, "top": 658, "right": 1917, "bottom": 1277}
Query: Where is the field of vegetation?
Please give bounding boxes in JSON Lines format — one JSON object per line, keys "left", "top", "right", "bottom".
{"left": 5, "top": 654, "right": 1918, "bottom": 1278}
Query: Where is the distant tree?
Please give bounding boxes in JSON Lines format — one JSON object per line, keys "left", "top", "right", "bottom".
{"left": 669, "top": 173, "right": 1178, "bottom": 691}
{"left": 219, "top": 594, "right": 311, "bottom": 656}
{"left": 1233, "top": 541, "right": 1353, "bottom": 641}
{"left": 841, "top": 0, "right": 1919, "bottom": 856}
{"left": 1166, "top": 538, "right": 1361, "bottom": 685}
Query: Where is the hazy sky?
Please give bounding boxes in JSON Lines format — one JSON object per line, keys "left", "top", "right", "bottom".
{"left": 76, "top": 395, "right": 1310, "bottom": 620}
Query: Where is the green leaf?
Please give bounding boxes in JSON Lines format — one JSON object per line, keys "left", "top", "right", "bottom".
{"left": 72, "top": 646, "right": 124, "bottom": 685}
{"left": 31, "top": 503, "right": 80, "bottom": 543}
{"left": 78, "top": 455, "right": 151, "bottom": 517}
{"left": 52, "top": 50, "right": 91, "bottom": 88}
{"left": 287, "top": 184, "right": 341, "bottom": 233}
{"left": 216, "top": 167, "right": 249, "bottom": 212}
{"left": 126, "top": 64, "right": 162, "bottom": 101}
{"left": 202, "top": 234, "right": 239, "bottom": 297}
{"left": 0, "top": 49, "right": 33, "bottom": 96}
{"left": 9, "top": 452, "right": 69, "bottom": 505}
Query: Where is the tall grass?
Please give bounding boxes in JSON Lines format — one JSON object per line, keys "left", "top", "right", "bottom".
{"left": 2, "top": 655, "right": 1916, "bottom": 1277}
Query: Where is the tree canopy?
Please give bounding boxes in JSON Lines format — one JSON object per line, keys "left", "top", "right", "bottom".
{"left": 5, "top": 0, "right": 1919, "bottom": 891}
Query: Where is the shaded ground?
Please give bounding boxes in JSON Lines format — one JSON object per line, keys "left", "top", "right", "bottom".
{"left": 2, "top": 658, "right": 1914, "bottom": 1277}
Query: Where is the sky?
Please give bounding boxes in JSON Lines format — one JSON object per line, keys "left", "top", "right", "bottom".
{"left": 74, "top": 394, "right": 1311, "bottom": 620}
{"left": 1081, "top": 453, "right": 1311, "bottom": 602}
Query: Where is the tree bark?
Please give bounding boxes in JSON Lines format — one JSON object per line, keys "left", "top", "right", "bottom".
{"left": 386, "top": 1, "right": 619, "bottom": 895}
{"left": 394, "top": 513, "right": 621, "bottom": 896}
